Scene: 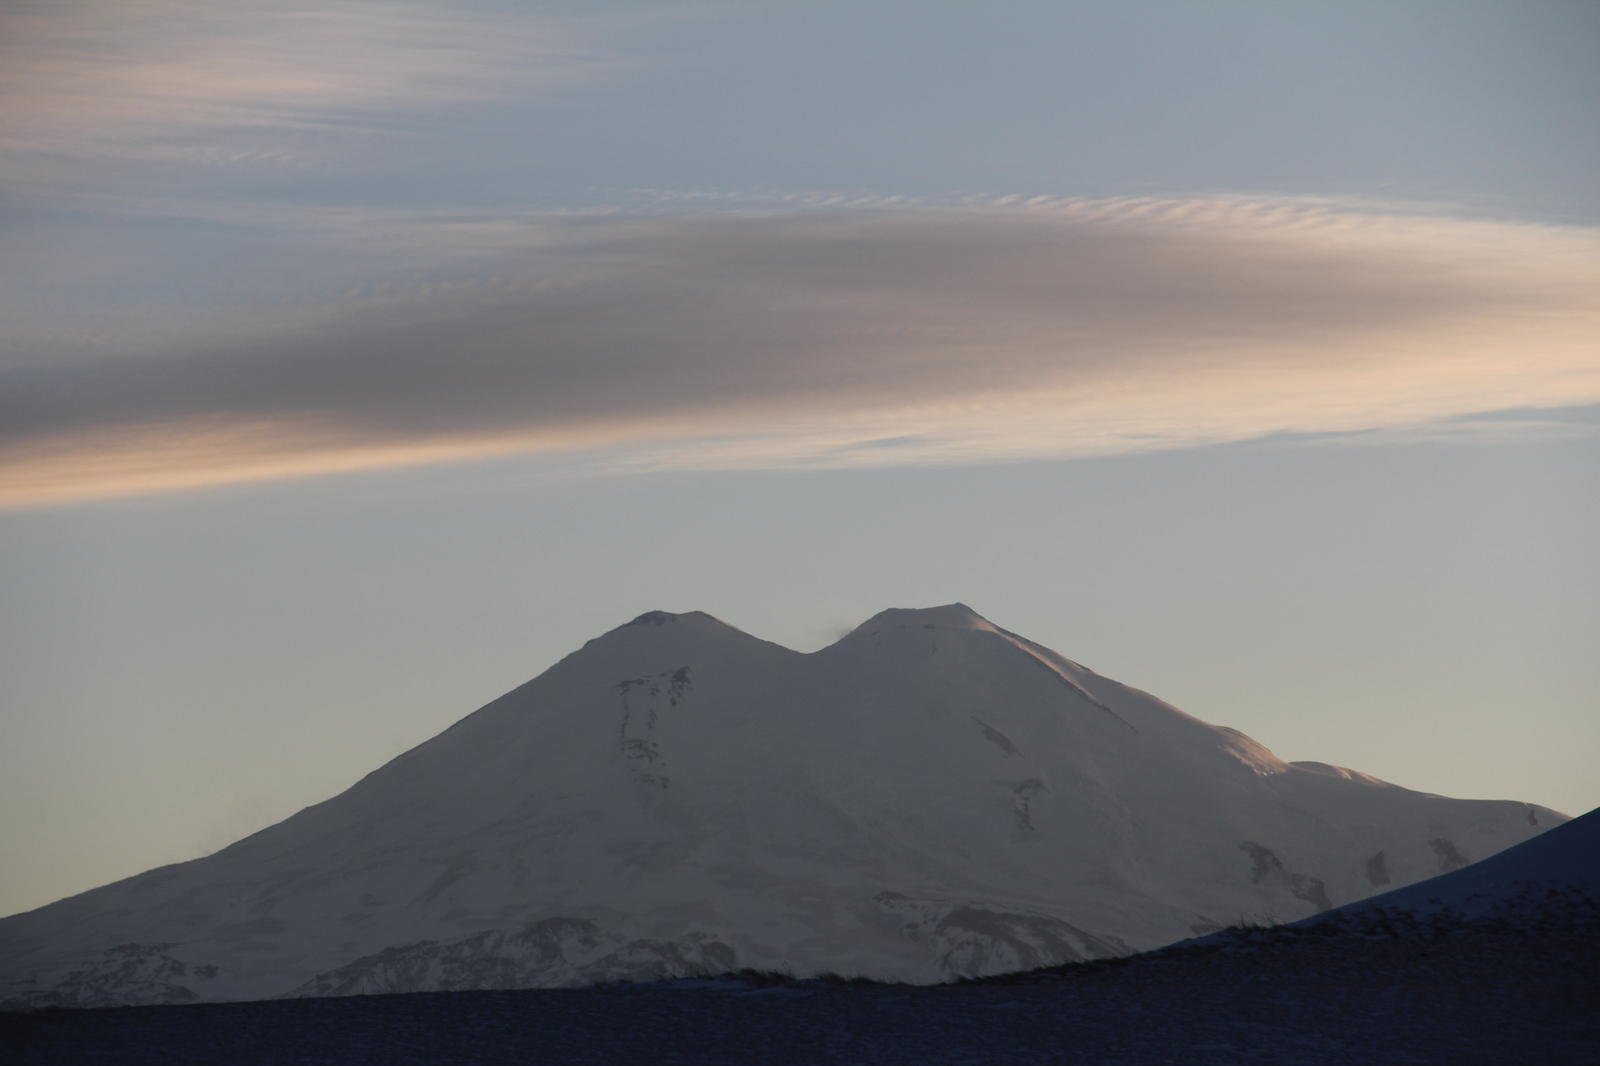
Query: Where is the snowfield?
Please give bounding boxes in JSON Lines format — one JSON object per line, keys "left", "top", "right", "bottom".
{"left": 0, "top": 605, "right": 1566, "bottom": 1009}
{"left": 7, "top": 807, "right": 1595, "bottom": 1064}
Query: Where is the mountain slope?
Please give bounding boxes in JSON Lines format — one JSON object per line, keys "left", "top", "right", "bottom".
{"left": 0, "top": 604, "right": 1564, "bottom": 1009}
{"left": 1297, "top": 801, "right": 1598, "bottom": 923}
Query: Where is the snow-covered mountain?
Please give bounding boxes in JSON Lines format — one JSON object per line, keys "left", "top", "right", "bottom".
{"left": 0, "top": 605, "right": 1565, "bottom": 1009}
{"left": 1296, "top": 801, "right": 1597, "bottom": 925}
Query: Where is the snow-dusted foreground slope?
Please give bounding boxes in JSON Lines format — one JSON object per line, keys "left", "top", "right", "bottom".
{"left": 0, "top": 605, "right": 1565, "bottom": 1009}
{"left": 1294, "top": 800, "right": 1598, "bottom": 924}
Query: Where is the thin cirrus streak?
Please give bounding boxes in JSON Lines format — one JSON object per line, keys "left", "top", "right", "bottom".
{"left": 0, "top": 0, "right": 603, "bottom": 181}
{"left": 1, "top": 197, "right": 1597, "bottom": 509}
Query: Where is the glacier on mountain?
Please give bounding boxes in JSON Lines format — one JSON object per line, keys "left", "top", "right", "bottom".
{"left": 0, "top": 604, "right": 1564, "bottom": 1009}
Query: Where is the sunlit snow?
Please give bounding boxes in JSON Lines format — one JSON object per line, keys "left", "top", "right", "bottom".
{"left": 0, "top": 605, "right": 1562, "bottom": 1009}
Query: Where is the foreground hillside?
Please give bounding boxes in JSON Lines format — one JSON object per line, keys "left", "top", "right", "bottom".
{"left": 5, "top": 889, "right": 1594, "bottom": 1065}
{"left": 7, "top": 809, "right": 1596, "bottom": 1064}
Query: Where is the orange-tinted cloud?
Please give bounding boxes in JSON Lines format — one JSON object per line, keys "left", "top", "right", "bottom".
{"left": 2, "top": 199, "right": 1597, "bottom": 508}
{"left": 0, "top": 1, "right": 601, "bottom": 183}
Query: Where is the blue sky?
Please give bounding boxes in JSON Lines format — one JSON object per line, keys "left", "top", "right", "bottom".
{"left": 1, "top": 0, "right": 1597, "bottom": 917}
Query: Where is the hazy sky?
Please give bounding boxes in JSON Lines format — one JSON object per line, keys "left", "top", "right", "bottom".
{"left": 2, "top": 0, "right": 1597, "bottom": 918}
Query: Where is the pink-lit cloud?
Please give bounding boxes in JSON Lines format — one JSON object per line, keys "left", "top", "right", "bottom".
{"left": 3, "top": 198, "right": 1596, "bottom": 508}
{"left": 0, "top": 0, "right": 604, "bottom": 182}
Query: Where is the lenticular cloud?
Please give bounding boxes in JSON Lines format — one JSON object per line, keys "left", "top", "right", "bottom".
{"left": 3, "top": 198, "right": 1597, "bottom": 507}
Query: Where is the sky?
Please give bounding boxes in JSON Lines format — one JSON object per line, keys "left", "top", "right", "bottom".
{"left": 1, "top": 0, "right": 1597, "bottom": 918}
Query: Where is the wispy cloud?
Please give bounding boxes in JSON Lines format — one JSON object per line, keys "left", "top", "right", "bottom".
{"left": 3, "top": 197, "right": 1596, "bottom": 508}
{"left": 0, "top": 0, "right": 603, "bottom": 183}
{"left": 6, "top": 3, "right": 1592, "bottom": 507}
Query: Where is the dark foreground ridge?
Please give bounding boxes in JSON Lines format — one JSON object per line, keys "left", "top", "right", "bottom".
{"left": 5, "top": 894, "right": 1596, "bottom": 1066}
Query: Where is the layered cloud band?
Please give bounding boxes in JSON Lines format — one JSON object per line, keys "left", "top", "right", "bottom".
{"left": 4, "top": 197, "right": 1598, "bottom": 507}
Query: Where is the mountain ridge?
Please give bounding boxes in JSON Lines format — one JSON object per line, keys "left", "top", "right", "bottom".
{"left": 0, "top": 604, "right": 1565, "bottom": 1010}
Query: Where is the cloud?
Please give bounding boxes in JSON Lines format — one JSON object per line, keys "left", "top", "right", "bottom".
{"left": 2, "top": 197, "right": 1597, "bottom": 507}
{"left": 0, "top": 1, "right": 603, "bottom": 184}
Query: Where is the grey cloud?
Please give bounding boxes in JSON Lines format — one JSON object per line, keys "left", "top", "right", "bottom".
{"left": 0, "top": 210, "right": 1560, "bottom": 456}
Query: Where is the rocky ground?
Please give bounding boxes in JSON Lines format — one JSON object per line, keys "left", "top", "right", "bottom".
{"left": 4, "top": 894, "right": 1596, "bottom": 1065}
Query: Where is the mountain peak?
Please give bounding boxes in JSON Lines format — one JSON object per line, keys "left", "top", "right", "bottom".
{"left": 579, "top": 609, "right": 784, "bottom": 663}
{"left": 625, "top": 610, "right": 692, "bottom": 627}
{"left": 841, "top": 603, "right": 994, "bottom": 640}
{"left": 0, "top": 604, "right": 1564, "bottom": 1007}
{"left": 610, "top": 609, "right": 742, "bottom": 633}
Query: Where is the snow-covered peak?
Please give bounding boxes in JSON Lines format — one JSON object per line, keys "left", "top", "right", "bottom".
{"left": 0, "top": 604, "right": 1568, "bottom": 1009}
{"left": 833, "top": 602, "right": 996, "bottom": 642}
{"left": 571, "top": 608, "right": 792, "bottom": 668}
{"left": 620, "top": 609, "right": 721, "bottom": 629}
{"left": 608, "top": 609, "right": 748, "bottom": 636}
